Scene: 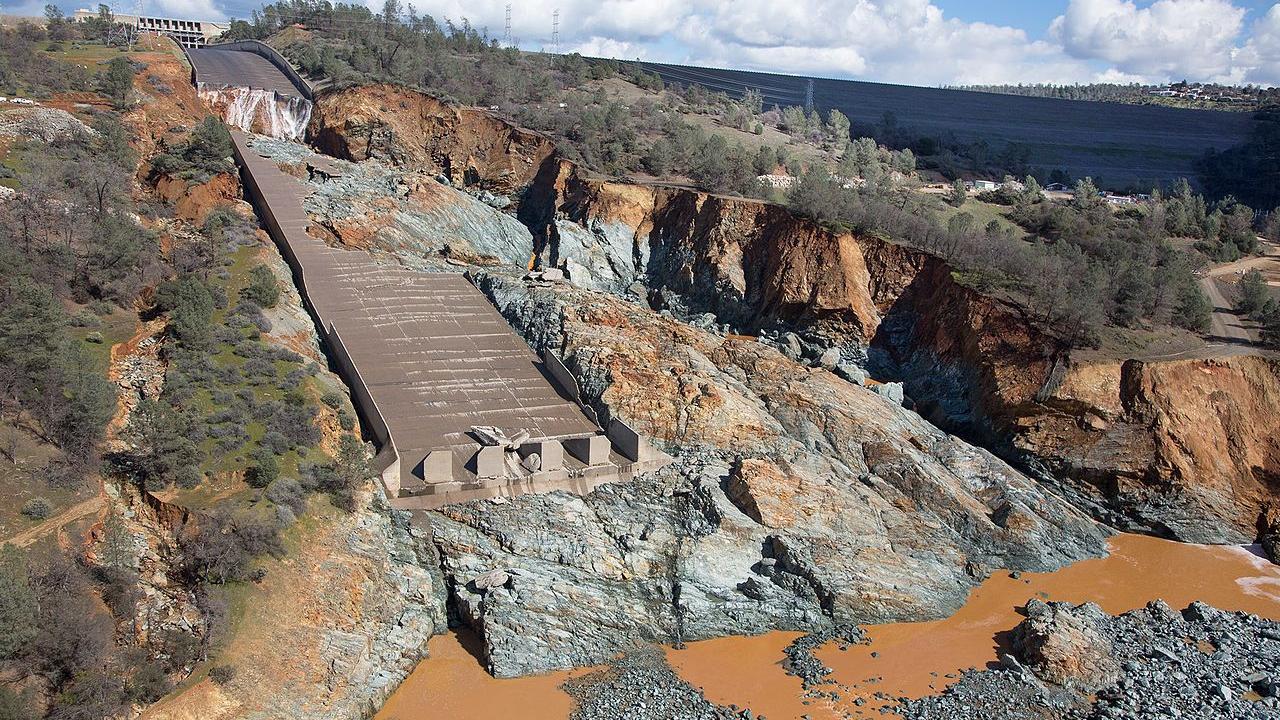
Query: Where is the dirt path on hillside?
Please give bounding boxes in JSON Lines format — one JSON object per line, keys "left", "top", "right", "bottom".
{"left": 4, "top": 496, "right": 105, "bottom": 548}
{"left": 1200, "top": 275, "right": 1258, "bottom": 346}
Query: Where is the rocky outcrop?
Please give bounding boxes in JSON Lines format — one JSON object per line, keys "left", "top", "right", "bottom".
{"left": 299, "top": 83, "right": 1280, "bottom": 554}
{"left": 900, "top": 600, "right": 1280, "bottom": 719}
{"left": 307, "top": 84, "right": 555, "bottom": 194}
{"left": 251, "top": 135, "right": 534, "bottom": 268}
{"left": 1009, "top": 599, "right": 1120, "bottom": 692}
{"left": 429, "top": 270, "right": 1108, "bottom": 677}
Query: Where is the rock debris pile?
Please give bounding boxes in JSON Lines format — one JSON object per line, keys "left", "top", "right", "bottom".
{"left": 562, "top": 647, "right": 747, "bottom": 720}
{"left": 897, "top": 599, "right": 1280, "bottom": 720}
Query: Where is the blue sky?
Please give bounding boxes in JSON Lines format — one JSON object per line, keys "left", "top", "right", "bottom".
{"left": 7, "top": 0, "right": 1280, "bottom": 86}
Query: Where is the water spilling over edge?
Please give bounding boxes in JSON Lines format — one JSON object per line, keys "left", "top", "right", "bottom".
{"left": 197, "top": 82, "right": 312, "bottom": 141}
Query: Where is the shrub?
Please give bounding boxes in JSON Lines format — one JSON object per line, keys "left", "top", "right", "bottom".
{"left": 175, "top": 465, "right": 202, "bottom": 490}
{"left": 241, "top": 265, "right": 280, "bottom": 309}
{"left": 260, "top": 430, "right": 291, "bottom": 455}
{"left": 321, "top": 390, "right": 345, "bottom": 409}
{"left": 266, "top": 477, "right": 306, "bottom": 515}
{"left": 21, "top": 497, "right": 52, "bottom": 520}
{"left": 245, "top": 448, "right": 279, "bottom": 488}
{"left": 126, "top": 660, "right": 169, "bottom": 702}
{"left": 209, "top": 665, "right": 236, "bottom": 685}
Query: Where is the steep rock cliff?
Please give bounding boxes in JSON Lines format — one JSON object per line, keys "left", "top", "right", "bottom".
{"left": 878, "top": 262, "right": 1280, "bottom": 543}
{"left": 307, "top": 84, "right": 555, "bottom": 194}
{"left": 523, "top": 162, "right": 889, "bottom": 342}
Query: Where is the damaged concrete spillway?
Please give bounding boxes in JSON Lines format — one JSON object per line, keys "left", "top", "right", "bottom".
{"left": 230, "top": 134, "right": 668, "bottom": 508}
{"left": 187, "top": 43, "right": 312, "bottom": 140}
{"left": 189, "top": 44, "right": 667, "bottom": 508}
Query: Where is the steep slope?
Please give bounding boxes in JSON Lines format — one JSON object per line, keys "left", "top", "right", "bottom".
{"left": 877, "top": 261, "right": 1280, "bottom": 543}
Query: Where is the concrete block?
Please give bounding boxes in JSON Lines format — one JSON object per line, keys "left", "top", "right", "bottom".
{"left": 420, "top": 450, "right": 453, "bottom": 485}
{"left": 541, "top": 348, "right": 581, "bottom": 403}
{"left": 519, "top": 440, "right": 564, "bottom": 472}
{"left": 476, "top": 445, "right": 508, "bottom": 478}
{"left": 564, "top": 435, "right": 610, "bottom": 466}
{"left": 606, "top": 418, "right": 654, "bottom": 463}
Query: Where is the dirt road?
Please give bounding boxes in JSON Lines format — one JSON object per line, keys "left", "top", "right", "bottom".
{"left": 4, "top": 495, "right": 104, "bottom": 549}
{"left": 1199, "top": 275, "right": 1257, "bottom": 345}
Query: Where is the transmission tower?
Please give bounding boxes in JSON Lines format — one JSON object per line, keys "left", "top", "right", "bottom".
{"left": 503, "top": 3, "right": 511, "bottom": 47}
{"left": 804, "top": 79, "right": 814, "bottom": 113}
{"left": 130, "top": 0, "right": 143, "bottom": 47}
{"left": 551, "top": 8, "right": 559, "bottom": 53}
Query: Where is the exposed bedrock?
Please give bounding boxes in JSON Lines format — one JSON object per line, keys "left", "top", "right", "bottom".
{"left": 306, "top": 83, "right": 555, "bottom": 194}
{"left": 432, "top": 271, "right": 1107, "bottom": 677}
{"left": 519, "top": 159, "right": 898, "bottom": 342}
{"left": 298, "top": 87, "right": 1280, "bottom": 637}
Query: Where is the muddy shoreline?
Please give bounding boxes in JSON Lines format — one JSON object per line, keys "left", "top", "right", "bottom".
{"left": 375, "top": 534, "right": 1280, "bottom": 720}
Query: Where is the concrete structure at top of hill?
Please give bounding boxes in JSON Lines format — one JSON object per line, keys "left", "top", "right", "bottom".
{"left": 72, "top": 8, "right": 229, "bottom": 47}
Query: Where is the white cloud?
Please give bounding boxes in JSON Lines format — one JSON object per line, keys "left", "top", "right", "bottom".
{"left": 151, "top": 0, "right": 222, "bottom": 19}
{"left": 1049, "top": 0, "right": 1247, "bottom": 82}
{"left": 18, "top": 0, "right": 1280, "bottom": 87}
{"left": 1235, "top": 4, "right": 1280, "bottom": 85}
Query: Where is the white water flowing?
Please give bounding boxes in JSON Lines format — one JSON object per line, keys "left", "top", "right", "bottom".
{"left": 197, "top": 82, "right": 312, "bottom": 141}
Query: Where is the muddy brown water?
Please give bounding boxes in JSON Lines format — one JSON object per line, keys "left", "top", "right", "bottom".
{"left": 375, "top": 535, "right": 1280, "bottom": 720}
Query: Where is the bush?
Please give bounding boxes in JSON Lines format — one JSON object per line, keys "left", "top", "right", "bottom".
{"left": 21, "top": 497, "right": 52, "bottom": 520}
{"left": 266, "top": 477, "right": 306, "bottom": 515}
{"left": 179, "top": 510, "right": 282, "bottom": 583}
{"left": 0, "top": 685, "right": 33, "bottom": 720}
{"left": 245, "top": 448, "right": 279, "bottom": 488}
{"left": 321, "top": 390, "right": 344, "bottom": 409}
{"left": 242, "top": 265, "right": 280, "bottom": 309}
{"left": 175, "top": 465, "right": 203, "bottom": 490}
{"left": 126, "top": 660, "right": 169, "bottom": 702}
{"left": 208, "top": 665, "right": 236, "bottom": 685}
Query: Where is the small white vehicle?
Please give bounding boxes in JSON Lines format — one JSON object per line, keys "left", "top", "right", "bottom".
{"left": 10, "top": 98, "right": 35, "bottom": 105}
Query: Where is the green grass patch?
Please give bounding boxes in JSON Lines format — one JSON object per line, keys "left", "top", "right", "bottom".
{"left": 935, "top": 197, "right": 1021, "bottom": 235}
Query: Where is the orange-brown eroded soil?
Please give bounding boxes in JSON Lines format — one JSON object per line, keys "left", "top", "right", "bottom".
{"left": 376, "top": 534, "right": 1280, "bottom": 720}
{"left": 374, "top": 630, "right": 589, "bottom": 720}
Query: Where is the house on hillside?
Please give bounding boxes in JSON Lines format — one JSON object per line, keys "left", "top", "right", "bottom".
{"left": 971, "top": 180, "right": 999, "bottom": 192}
{"left": 1102, "top": 192, "right": 1137, "bottom": 206}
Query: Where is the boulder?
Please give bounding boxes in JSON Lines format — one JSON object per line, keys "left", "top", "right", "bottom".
{"left": 873, "top": 381, "right": 905, "bottom": 405}
{"left": 1011, "top": 599, "right": 1120, "bottom": 691}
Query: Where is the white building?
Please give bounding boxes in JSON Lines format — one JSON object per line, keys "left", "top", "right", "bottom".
{"left": 72, "top": 9, "right": 229, "bottom": 48}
